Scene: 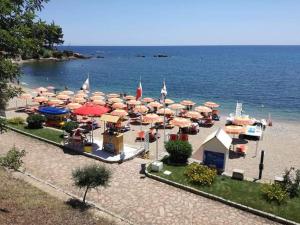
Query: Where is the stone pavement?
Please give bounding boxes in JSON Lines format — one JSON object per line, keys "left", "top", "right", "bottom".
{"left": 0, "top": 131, "right": 278, "bottom": 225}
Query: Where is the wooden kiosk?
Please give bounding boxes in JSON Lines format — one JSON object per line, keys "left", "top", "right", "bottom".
{"left": 100, "top": 114, "right": 124, "bottom": 155}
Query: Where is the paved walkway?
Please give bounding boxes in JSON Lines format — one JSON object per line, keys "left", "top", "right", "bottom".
{"left": 0, "top": 131, "right": 278, "bottom": 225}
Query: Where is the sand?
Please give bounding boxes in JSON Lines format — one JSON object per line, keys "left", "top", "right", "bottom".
{"left": 4, "top": 84, "right": 300, "bottom": 181}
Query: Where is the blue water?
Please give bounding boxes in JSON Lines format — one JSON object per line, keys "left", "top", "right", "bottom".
{"left": 21, "top": 46, "right": 300, "bottom": 121}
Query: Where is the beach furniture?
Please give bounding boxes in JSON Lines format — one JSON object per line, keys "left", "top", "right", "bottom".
{"left": 243, "top": 125, "right": 262, "bottom": 140}
{"left": 136, "top": 131, "right": 145, "bottom": 141}
{"left": 169, "top": 134, "right": 178, "bottom": 141}
{"left": 179, "top": 133, "right": 189, "bottom": 142}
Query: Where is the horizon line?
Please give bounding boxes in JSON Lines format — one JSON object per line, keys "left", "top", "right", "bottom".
{"left": 60, "top": 44, "right": 300, "bottom": 47}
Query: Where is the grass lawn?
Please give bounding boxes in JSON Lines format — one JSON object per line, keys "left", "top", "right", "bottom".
{"left": 8, "top": 123, "right": 64, "bottom": 144}
{"left": 150, "top": 163, "right": 300, "bottom": 223}
{"left": 0, "top": 168, "right": 115, "bottom": 225}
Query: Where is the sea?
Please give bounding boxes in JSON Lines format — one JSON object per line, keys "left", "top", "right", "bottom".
{"left": 20, "top": 46, "right": 300, "bottom": 121}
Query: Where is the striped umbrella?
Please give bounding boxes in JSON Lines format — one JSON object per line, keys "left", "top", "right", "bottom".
{"left": 195, "top": 106, "right": 212, "bottom": 113}
{"left": 204, "top": 101, "right": 220, "bottom": 108}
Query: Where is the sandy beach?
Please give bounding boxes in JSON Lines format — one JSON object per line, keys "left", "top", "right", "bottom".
{"left": 4, "top": 84, "right": 300, "bottom": 181}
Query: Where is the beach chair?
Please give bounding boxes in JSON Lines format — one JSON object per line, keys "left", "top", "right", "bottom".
{"left": 179, "top": 133, "right": 189, "bottom": 142}
{"left": 169, "top": 134, "right": 178, "bottom": 141}
{"left": 236, "top": 144, "right": 248, "bottom": 156}
{"left": 136, "top": 131, "right": 145, "bottom": 141}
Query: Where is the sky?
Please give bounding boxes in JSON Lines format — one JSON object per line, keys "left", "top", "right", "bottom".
{"left": 38, "top": 0, "right": 300, "bottom": 46}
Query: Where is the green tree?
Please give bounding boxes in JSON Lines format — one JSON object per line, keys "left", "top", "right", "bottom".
{"left": 44, "top": 21, "right": 64, "bottom": 49}
{"left": 72, "top": 164, "right": 111, "bottom": 204}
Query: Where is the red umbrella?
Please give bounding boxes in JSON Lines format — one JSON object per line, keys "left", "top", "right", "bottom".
{"left": 73, "top": 103, "right": 109, "bottom": 116}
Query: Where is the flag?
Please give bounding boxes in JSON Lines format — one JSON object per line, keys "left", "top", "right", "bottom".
{"left": 82, "top": 75, "right": 90, "bottom": 92}
{"left": 160, "top": 81, "right": 167, "bottom": 103}
{"left": 136, "top": 80, "right": 142, "bottom": 100}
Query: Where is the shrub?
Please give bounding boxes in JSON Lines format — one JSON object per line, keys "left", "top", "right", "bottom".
{"left": 7, "top": 117, "right": 25, "bottom": 125}
{"left": 26, "top": 114, "right": 46, "bottom": 129}
{"left": 52, "top": 51, "right": 63, "bottom": 58}
{"left": 184, "top": 162, "right": 217, "bottom": 186}
{"left": 165, "top": 140, "right": 192, "bottom": 164}
{"left": 62, "top": 121, "right": 79, "bottom": 134}
{"left": 0, "top": 117, "right": 7, "bottom": 133}
{"left": 42, "top": 49, "right": 53, "bottom": 58}
{"left": 63, "top": 50, "right": 74, "bottom": 57}
{"left": 0, "top": 145, "right": 26, "bottom": 170}
{"left": 72, "top": 164, "right": 111, "bottom": 203}
{"left": 282, "top": 167, "right": 300, "bottom": 198}
{"left": 262, "top": 183, "right": 288, "bottom": 204}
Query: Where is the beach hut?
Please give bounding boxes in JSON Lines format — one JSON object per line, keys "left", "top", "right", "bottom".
{"left": 193, "top": 128, "right": 232, "bottom": 171}
{"left": 38, "top": 106, "right": 70, "bottom": 127}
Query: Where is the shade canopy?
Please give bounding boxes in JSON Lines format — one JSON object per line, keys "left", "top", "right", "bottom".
{"left": 233, "top": 117, "right": 254, "bottom": 126}
{"left": 157, "top": 108, "right": 175, "bottom": 115}
{"left": 108, "top": 97, "right": 123, "bottom": 103}
{"left": 124, "top": 95, "right": 135, "bottom": 100}
{"left": 180, "top": 100, "right": 195, "bottom": 106}
{"left": 143, "top": 113, "right": 161, "bottom": 123}
{"left": 112, "top": 102, "right": 126, "bottom": 109}
{"left": 185, "top": 111, "right": 202, "bottom": 119}
{"left": 111, "top": 109, "right": 128, "bottom": 117}
{"left": 33, "top": 96, "right": 48, "bottom": 102}
{"left": 170, "top": 117, "right": 191, "bottom": 128}
{"left": 73, "top": 103, "right": 109, "bottom": 116}
{"left": 59, "top": 90, "right": 74, "bottom": 95}
{"left": 38, "top": 106, "right": 70, "bottom": 115}
{"left": 92, "top": 91, "right": 105, "bottom": 96}
{"left": 133, "top": 105, "right": 149, "bottom": 113}
{"left": 127, "top": 99, "right": 141, "bottom": 105}
{"left": 225, "top": 125, "right": 245, "bottom": 135}
{"left": 142, "top": 97, "right": 154, "bottom": 103}
{"left": 19, "top": 93, "right": 32, "bottom": 99}
{"left": 36, "top": 87, "right": 48, "bottom": 92}
{"left": 204, "top": 101, "right": 220, "bottom": 108}
{"left": 100, "top": 114, "right": 121, "bottom": 123}
{"left": 148, "top": 101, "right": 163, "bottom": 108}
{"left": 169, "top": 103, "right": 185, "bottom": 110}
{"left": 107, "top": 93, "right": 120, "bottom": 98}
{"left": 67, "top": 102, "right": 82, "bottom": 110}
{"left": 56, "top": 94, "right": 70, "bottom": 100}
{"left": 195, "top": 106, "right": 212, "bottom": 113}
{"left": 164, "top": 99, "right": 174, "bottom": 104}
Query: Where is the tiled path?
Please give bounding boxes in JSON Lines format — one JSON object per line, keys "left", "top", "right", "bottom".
{"left": 0, "top": 131, "right": 278, "bottom": 225}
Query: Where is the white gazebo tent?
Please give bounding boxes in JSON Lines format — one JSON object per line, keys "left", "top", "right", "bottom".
{"left": 193, "top": 128, "right": 232, "bottom": 171}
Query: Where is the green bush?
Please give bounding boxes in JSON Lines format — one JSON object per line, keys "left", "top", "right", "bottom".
{"left": 0, "top": 117, "right": 7, "bottom": 133}
{"left": 52, "top": 51, "right": 63, "bottom": 58}
{"left": 165, "top": 140, "right": 192, "bottom": 164}
{"left": 184, "top": 162, "right": 217, "bottom": 186}
{"left": 0, "top": 145, "right": 26, "bottom": 170}
{"left": 26, "top": 114, "right": 46, "bottom": 129}
{"left": 62, "top": 121, "right": 79, "bottom": 134}
{"left": 7, "top": 117, "right": 25, "bottom": 125}
{"left": 282, "top": 167, "right": 300, "bottom": 198}
{"left": 262, "top": 183, "right": 288, "bottom": 204}
{"left": 42, "top": 49, "right": 53, "bottom": 58}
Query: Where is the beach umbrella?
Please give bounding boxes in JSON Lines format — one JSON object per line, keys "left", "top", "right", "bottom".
{"left": 48, "top": 99, "right": 64, "bottom": 106}
{"left": 157, "top": 108, "right": 175, "bottom": 115}
{"left": 204, "top": 101, "right": 220, "bottom": 108}
{"left": 107, "top": 93, "right": 120, "bottom": 98}
{"left": 233, "top": 117, "right": 254, "bottom": 126}
{"left": 133, "top": 105, "right": 149, "bottom": 114}
{"left": 56, "top": 94, "right": 70, "bottom": 100}
{"left": 127, "top": 99, "right": 141, "bottom": 106}
{"left": 185, "top": 111, "right": 202, "bottom": 119}
{"left": 92, "top": 91, "right": 105, "bottom": 96}
{"left": 73, "top": 97, "right": 86, "bottom": 104}
{"left": 148, "top": 101, "right": 163, "bottom": 109}
{"left": 36, "top": 87, "right": 48, "bottom": 92}
{"left": 142, "top": 97, "right": 154, "bottom": 103}
{"left": 75, "top": 93, "right": 88, "bottom": 98}
{"left": 170, "top": 117, "right": 191, "bottom": 128}
{"left": 67, "top": 102, "right": 82, "bottom": 110}
{"left": 42, "top": 92, "right": 56, "bottom": 97}
{"left": 111, "top": 109, "right": 128, "bottom": 117}
{"left": 73, "top": 103, "right": 109, "bottom": 117}
{"left": 112, "top": 102, "right": 126, "bottom": 109}
{"left": 180, "top": 100, "right": 195, "bottom": 106}
{"left": 92, "top": 99, "right": 106, "bottom": 105}
{"left": 124, "top": 95, "right": 136, "bottom": 100}
{"left": 33, "top": 96, "right": 48, "bottom": 103}
{"left": 19, "top": 93, "right": 32, "bottom": 107}
{"left": 108, "top": 97, "right": 123, "bottom": 103}
{"left": 169, "top": 103, "right": 185, "bottom": 110}
{"left": 164, "top": 99, "right": 174, "bottom": 104}
{"left": 59, "top": 90, "right": 74, "bottom": 95}
{"left": 47, "top": 86, "right": 55, "bottom": 90}
{"left": 225, "top": 125, "right": 245, "bottom": 135}
{"left": 143, "top": 113, "right": 161, "bottom": 124}
{"left": 195, "top": 106, "right": 212, "bottom": 113}
{"left": 90, "top": 95, "right": 104, "bottom": 101}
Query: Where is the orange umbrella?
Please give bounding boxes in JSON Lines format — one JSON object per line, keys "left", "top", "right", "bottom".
{"left": 225, "top": 125, "right": 245, "bottom": 135}
{"left": 36, "top": 87, "right": 47, "bottom": 92}
{"left": 33, "top": 96, "right": 48, "bottom": 103}
{"left": 204, "top": 101, "right": 220, "bottom": 108}
{"left": 59, "top": 90, "right": 74, "bottom": 95}
{"left": 170, "top": 117, "right": 191, "bottom": 128}
{"left": 112, "top": 102, "right": 126, "bottom": 109}
{"left": 111, "top": 109, "right": 128, "bottom": 117}
{"left": 107, "top": 93, "right": 120, "bottom": 98}
{"left": 133, "top": 105, "right": 149, "bottom": 114}
{"left": 127, "top": 99, "right": 141, "bottom": 105}
{"left": 143, "top": 113, "right": 161, "bottom": 123}
{"left": 233, "top": 117, "right": 254, "bottom": 126}
{"left": 93, "top": 99, "right": 106, "bottom": 105}
{"left": 108, "top": 97, "right": 123, "bottom": 103}
{"left": 185, "top": 111, "right": 202, "bottom": 119}
{"left": 195, "top": 106, "right": 212, "bottom": 113}
{"left": 124, "top": 95, "right": 136, "bottom": 100}
{"left": 56, "top": 94, "right": 70, "bottom": 100}
{"left": 67, "top": 102, "right": 82, "bottom": 110}
{"left": 148, "top": 101, "right": 163, "bottom": 108}
{"left": 180, "top": 100, "right": 195, "bottom": 106}
{"left": 73, "top": 97, "right": 86, "bottom": 104}
{"left": 92, "top": 91, "right": 105, "bottom": 96}
{"left": 169, "top": 103, "right": 185, "bottom": 110}
{"left": 157, "top": 108, "right": 175, "bottom": 115}
{"left": 164, "top": 99, "right": 174, "bottom": 104}
{"left": 48, "top": 99, "right": 64, "bottom": 105}
{"left": 143, "top": 97, "right": 154, "bottom": 103}
{"left": 90, "top": 95, "right": 104, "bottom": 101}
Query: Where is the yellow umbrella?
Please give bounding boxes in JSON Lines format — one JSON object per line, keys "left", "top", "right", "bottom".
{"left": 111, "top": 109, "right": 128, "bottom": 117}
{"left": 56, "top": 94, "right": 70, "bottom": 100}
{"left": 185, "top": 111, "right": 202, "bottom": 119}
{"left": 112, "top": 102, "right": 126, "bottom": 109}
{"left": 143, "top": 97, "right": 154, "bottom": 103}
{"left": 148, "top": 101, "right": 163, "bottom": 108}
{"left": 195, "top": 106, "right": 212, "bottom": 113}
{"left": 204, "top": 101, "right": 220, "bottom": 108}
{"left": 67, "top": 102, "right": 82, "bottom": 110}
{"left": 133, "top": 105, "right": 149, "bottom": 114}
{"left": 170, "top": 117, "right": 191, "bottom": 128}
{"left": 157, "top": 108, "right": 175, "bottom": 115}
